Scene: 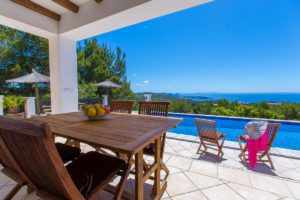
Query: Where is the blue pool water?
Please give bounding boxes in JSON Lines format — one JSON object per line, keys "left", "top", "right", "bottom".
{"left": 169, "top": 113, "right": 300, "bottom": 151}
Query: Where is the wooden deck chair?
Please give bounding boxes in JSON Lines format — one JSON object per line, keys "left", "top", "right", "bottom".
{"left": 0, "top": 117, "right": 129, "bottom": 200}
{"left": 0, "top": 138, "right": 27, "bottom": 200}
{"left": 0, "top": 117, "right": 83, "bottom": 199}
{"left": 110, "top": 100, "right": 134, "bottom": 114}
{"left": 194, "top": 118, "right": 226, "bottom": 158}
{"left": 238, "top": 123, "right": 281, "bottom": 170}
{"left": 138, "top": 101, "right": 170, "bottom": 180}
{"left": 5, "top": 115, "right": 82, "bottom": 164}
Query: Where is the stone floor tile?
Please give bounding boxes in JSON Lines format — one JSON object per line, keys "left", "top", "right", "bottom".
{"left": 218, "top": 166, "right": 251, "bottom": 186}
{"left": 176, "top": 150, "right": 195, "bottom": 158}
{"left": 248, "top": 173, "right": 294, "bottom": 197}
{"left": 166, "top": 164, "right": 182, "bottom": 174}
{"left": 284, "top": 180, "right": 300, "bottom": 199}
{"left": 189, "top": 160, "right": 218, "bottom": 177}
{"left": 166, "top": 173, "right": 197, "bottom": 197}
{"left": 164, "top": 145, "right": 177, "bottom": 155}
{"left": 0, "top": 173, "right": 12, "bottom": 187}
{"left": 227, "top": 182, "right": 279, "bottom": 200}
{"left": 14, "top": 186, "right": 38, "bottom": 200}
{"left": 171, "top": 190, "right": 207, "bottom": 200}
{"left": 0, "top": 184, "right": 15, "bottom": 199}
{"left": 171, "top": 144, "right": 186, "bottom": 152}
{"left": 271, "top": 156, "right": 297, "bottom": 173}
{"left": 166, "top": 132, "right": 179, "bottom": 139}
{"left": 219, "top": 157, "right": 245, "bottom": 169}
{"left": 184, "top": 171, "right": 223, "bottom": 189}
{"left": 201, "top": 184, "right": 244, "bottom": 200}
{"left": 163, "top": 154, "right": 171, "bottom": 162}
{"left": 166, "top": 156, "right": 192, "bottom": 170}
{"left": 279, "top": 168, "right": 300, "bottom": 182}
{"left": 161, "top": 190, "right": 169, "bottom": 199}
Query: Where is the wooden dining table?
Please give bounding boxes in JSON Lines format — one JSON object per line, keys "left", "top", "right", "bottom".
{"left": 29, "top": 111, "right": 182, "bottom": 200}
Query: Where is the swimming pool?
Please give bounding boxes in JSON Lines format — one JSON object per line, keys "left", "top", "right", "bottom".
{"left": 168, "top": 113, "right": 300, "bottom": 151}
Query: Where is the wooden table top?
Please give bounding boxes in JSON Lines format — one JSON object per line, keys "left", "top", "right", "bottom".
{"left": 29, "top": 112, "right": 182, "bottom": 154}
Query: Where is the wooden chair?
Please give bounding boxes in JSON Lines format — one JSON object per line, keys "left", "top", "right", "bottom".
{"left": 0, "top": 117, "right": 129, "bottom": 200}
{"left": 0, "top": 140, "right": 27, "bottom": 200}
{"left": 110, "top": 100, "right": 134, "bottom": 114}
{"left": 4, "top": 115, "right": 81, "bottom": 164}
{"left": 238, "top": 123, "right": 281, "bottom": 170}
{"left": 138, "top": 101, "right": 170, "bottom": 179}
{"left": 194, "top": 118, "right": 226, "bottom": 158}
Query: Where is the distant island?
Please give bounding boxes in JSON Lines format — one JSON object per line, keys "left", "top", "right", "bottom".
{"left": 182, "top": 96, "right": 211, "bottom": 100}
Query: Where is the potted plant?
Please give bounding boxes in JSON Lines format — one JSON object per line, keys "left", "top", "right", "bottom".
{"left": 3, "top": 96, "right": 26, "bottom": 119}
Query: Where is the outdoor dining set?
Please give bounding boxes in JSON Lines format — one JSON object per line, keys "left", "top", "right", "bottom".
{"left": 0, "top": 100, "right": 280, "bottom": 200}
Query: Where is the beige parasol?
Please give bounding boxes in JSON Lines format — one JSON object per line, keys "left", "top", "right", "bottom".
{"left": 6, "top": 69, "right": 50, "bottom": 114}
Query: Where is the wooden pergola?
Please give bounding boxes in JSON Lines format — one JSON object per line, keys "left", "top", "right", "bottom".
{"left": 11, "top": 0, "right": 103, "bottom": 21}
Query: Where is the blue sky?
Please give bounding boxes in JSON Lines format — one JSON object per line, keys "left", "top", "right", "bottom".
{"left": 87, "top": 0, "right": 300, "bottom": 93}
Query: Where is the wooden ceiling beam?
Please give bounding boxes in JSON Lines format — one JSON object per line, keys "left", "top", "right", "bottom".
{"left": 52, "top": 0, "right": 79, "bottom": 13}
{"left": 11, "top": 0, "right": 61, "bottom": 21}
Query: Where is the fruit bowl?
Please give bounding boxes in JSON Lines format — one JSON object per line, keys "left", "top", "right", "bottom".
{"left": 86, "top": 114, "right": 108, "bottom": 121}
{"left": 81, "top": 104, "right": 110, "bottom": 121}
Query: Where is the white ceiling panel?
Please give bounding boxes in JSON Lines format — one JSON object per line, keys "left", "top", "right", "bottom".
{"left": 30, "top": 0, "right": 93, "bottom": 15}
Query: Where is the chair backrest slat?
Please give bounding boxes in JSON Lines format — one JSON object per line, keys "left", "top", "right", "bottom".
{"left": 0, "top": 117, "right": 84, "bottom": 200}
{"left": 194, "top": 118, "right": 217, "bottom": 139}
{"left": 110, "top": 100, "right": 134, "bottom": 114}
{"left": 266, "top": 123, "right": 281, "bottom": 147}
{"left": 138, "top": 101, "right": 170, "bottom": 117}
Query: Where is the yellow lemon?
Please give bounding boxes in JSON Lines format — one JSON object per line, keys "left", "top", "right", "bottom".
{"left": 87, "top": 108, "right": 97, "bottom": 116}
{"left": 94, "top": 104, "right": 100, "bottom": 110}
{"left": 97, "top": 108, "right": 105, "bottom": 115}
{"left": 82, "top": 105, "right": 89, "bottom": 114}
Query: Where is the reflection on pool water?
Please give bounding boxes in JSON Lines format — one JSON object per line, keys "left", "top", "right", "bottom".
{"left": 168, "top": 113, "right": 300, "bottom": 151}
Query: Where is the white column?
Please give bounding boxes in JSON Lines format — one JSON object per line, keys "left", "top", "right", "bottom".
{"left": 24, "top": 97, "right": 36, "bottom": 118}
{"left": 0, "top": 95, "right": 3, "bottom": 115}
{"left": 48, "top": 36, "right": 78, "bottom": 114}
{"left": 102, "top": 95, "right": 109, "bottom": 107}
{"left": 144, "top": 94, "right": 152, "bottom": 101}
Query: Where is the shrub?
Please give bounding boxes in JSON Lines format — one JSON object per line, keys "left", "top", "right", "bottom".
{"left": 3, "top": 96, "right": 25, "bottom": 114}
{"left": 79, "top": 82, "right": 98, "bottom": 98}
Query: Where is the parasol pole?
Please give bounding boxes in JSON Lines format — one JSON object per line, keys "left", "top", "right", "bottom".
{"left": 35, "top": 82, "right": 41, "bottom": 114}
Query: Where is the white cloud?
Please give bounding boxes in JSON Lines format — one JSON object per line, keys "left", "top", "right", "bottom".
{"left": 132, "top": 73, "right": 137, "bottom": 77}
{"left": 136, "top": 80, "right": 150, "bottom": 86}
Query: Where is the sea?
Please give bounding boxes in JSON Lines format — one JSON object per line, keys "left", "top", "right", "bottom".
{"left": 180, "top": 93, "right": 300, "bottom": 103}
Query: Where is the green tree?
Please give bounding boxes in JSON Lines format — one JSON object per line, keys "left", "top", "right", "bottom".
{"left": 78, "top": 82, "right": 98, "bottom": 98}
{"left": 211, "top": 106, "right": 236, "bottom": 116}
{"left": 77, "top": 38, "right": 134, "bottom": 99}
{"left": 0, "top": 25, "right": 49, "bottom": 96}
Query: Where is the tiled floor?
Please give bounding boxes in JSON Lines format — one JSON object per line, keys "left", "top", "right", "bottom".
{"left": 1, "top": 134, "right": 300, "bottom": 200}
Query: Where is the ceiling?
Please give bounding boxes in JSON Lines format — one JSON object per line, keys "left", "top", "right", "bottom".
{"left": 31, "top": 0, "right": 91, "bottom": 15}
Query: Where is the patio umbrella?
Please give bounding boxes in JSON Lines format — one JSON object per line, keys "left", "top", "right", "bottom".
{"left": 94, "top": 80, "right": 121, "bottom": 94}
{"left": 6, "top": 69, "right": 50, "bottom": 114}
{"left": 94, "top": 80, "right": 121, "bottom": 106}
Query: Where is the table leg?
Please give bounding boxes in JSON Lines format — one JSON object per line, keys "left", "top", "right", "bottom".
{"left": 135, "top": 151, "right": 144, "bottom": 200}
{"left": 154, "top": 138, "right": 161, "bottom": 199}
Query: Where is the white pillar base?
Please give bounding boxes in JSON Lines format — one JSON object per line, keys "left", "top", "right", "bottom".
{"left": 24, "top": 97, "right": 36, "bottom": 118}
{"left": 0, "top": 95, "right": 3, "bottom": 116}
{"left": 144, "top": 94, "right": 152, "bottom": 101}
{"left": 102, "top": 95, "right": 109, "bottom": 106}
